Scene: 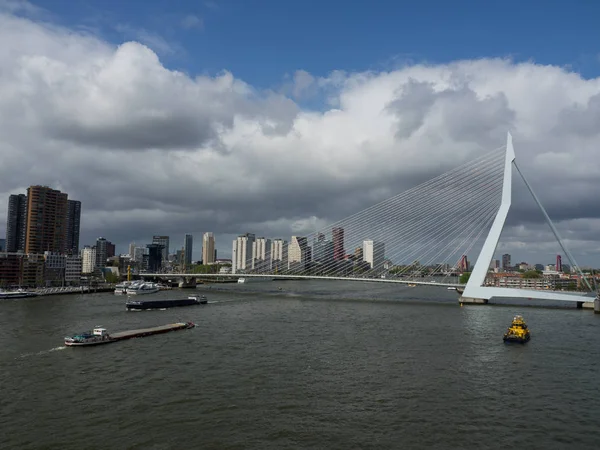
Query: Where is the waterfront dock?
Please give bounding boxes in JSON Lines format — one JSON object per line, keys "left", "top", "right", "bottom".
{"left": 36, "top": 286, "right": 114, "bottom": 296}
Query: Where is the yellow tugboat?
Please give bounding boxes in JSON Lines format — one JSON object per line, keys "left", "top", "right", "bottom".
{"left": 503, "top": 315, "right": 531, "bottom": 344}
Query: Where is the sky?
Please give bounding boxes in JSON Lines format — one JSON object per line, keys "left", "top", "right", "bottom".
{"left": 1, "top": 0, "right": 600, "bottom": 266}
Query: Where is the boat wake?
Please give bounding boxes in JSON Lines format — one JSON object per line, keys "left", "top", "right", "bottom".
{"left": 17, "top": 346, "right": 66, "bottom": 359}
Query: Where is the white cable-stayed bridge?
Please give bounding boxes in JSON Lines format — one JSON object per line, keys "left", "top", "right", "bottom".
{"left": 145, "top": 133, "right": 598, "bottom": 307}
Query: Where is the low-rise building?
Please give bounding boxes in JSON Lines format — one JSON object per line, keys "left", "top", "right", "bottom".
{"left": 65, "top": 255, "right": 82, "bottom": 285}
{"left": 22, "top": 254, "right": 44, "bottom": 287}
{"left": 485, "top": 272, "right": 578, "bottom": 290}
{"left": 0, "top": 253, "right": 22, "bottom": 287}
{"left": 44, "top": 251, "right": 66, "bottom": 287}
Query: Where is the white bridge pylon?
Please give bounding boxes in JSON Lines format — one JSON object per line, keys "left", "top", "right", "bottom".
{"left": 462, "top": 133, "right": 592, "bottom": 303}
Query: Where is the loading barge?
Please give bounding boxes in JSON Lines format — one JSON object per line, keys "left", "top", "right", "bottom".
{"left": 126, "top": 295, "right": 207, "bottom": 311}
{"left": 64, "top": 322, "right": 195, "bottom": 347}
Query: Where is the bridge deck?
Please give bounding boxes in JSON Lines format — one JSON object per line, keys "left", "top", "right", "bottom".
{"left": 143, "top": 273, "right": 463, "bottom": 288}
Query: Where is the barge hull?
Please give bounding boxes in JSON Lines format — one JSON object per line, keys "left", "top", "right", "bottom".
{"left": 126, "top": 299, "right": 202, "bottom": 310}
{"left": 111, "top": 323, "right": 192, "bottom": 340}
{"left": 66, "top": 322, "right": 194, "bottom": 346}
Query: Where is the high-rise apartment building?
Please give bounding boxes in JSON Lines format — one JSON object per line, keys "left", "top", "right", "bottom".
{"left": 332, "top": 227, "right": 345, "bottom": 260}
{"left": 25, "top": 186, "right": 68, "bottom": 254}
{"left": 270, "top": 239, "right": 288, "bottom": 270}
{"left": 253, "top": 237, "right": 271, "bottom": 270}
{"left": 6, "top": 193, "right": 28, "bottom": 253}
{"left": 556, "top": 254, "right": 562, "bottom": 272}
{"left": 66, "top": 200, "right": 81, "bottom": 255}
{"left": 502, "top": 253, "right": 511, "bottom": 270}
{"left": 288, "top": 236, "right": 311, "bottom": 270}
{"left": 202, "top": 232, "right": 215, "bottom": 265}
{"left": 184, "top": 234, "right": 194, "bottom": 266}
{"left": 363, "top": 240, "right": 385, "bottom": 270}
{"left": 152, "top": 236, "right": 169, "bottom": 265}
{"left": 231, "top": 233, "right": 254, "bottom": 274}
{"left": 81, "top": 246, "right": 96, "bottom": 274}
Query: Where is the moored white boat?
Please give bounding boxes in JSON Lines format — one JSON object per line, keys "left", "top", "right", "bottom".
{"left": 114, "top": 281, "right": 133, "bottom": 295}
{"left": 0, "top": 288, "right": 39, "bottom": 299}
{"left": 126, "top": 282, "right": 159, "bottom": 295}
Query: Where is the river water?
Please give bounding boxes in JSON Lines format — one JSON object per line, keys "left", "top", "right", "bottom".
{"left": 1, "top": 280, "right": 599, "bottom": 449}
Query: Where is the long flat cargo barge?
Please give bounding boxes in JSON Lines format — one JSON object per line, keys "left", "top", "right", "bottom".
{"left": 64, "top": 322, "right": 195, "bottom": 347}
{"left": 126, "top": 295, "right": 207, "bottom": 311}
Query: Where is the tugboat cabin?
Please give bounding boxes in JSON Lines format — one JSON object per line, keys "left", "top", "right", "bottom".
{"left": 511, "top": 315, "right": 527, "bottom": 328}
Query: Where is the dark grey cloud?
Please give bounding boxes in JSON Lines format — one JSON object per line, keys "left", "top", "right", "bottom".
{"left": 49, "top": 113, "right": 217, "bottom": 151}
{"left": 386, "top": 79, "right": 438, "bottom": 138}
{"left": 557, "top": 93, "right": 600, "bottom": 137}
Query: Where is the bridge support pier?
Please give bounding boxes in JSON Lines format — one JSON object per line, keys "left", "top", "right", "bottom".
{"left": 595, "top": 298, "right": 600, "bottom": 314}
{"left": 178, "top": 277, "right": 197, "bottom": 289}
{"left": 577, "top": 301, "right": 600, "bottom": 313}
{"left": 459, "top": 296, "right": 488, "bottom": 305}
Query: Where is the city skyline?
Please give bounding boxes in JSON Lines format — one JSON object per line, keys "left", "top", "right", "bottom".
{"left": 2, "top": 187, "right": 589, "bottom": 270}
{"left": 1, "top": 3, "right": 600, "bottom": 265}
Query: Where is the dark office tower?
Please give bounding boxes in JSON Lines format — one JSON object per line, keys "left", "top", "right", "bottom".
{"left": 25, "top": 186, "right": 68, "bottom": 254}
{"left": 332, "top": 227, "right": 345, "bottom": 260}
{"left": 106, "top": 242, "right": 116, "bottom": 258}
{"left": 6, "top": 193, "right": 27, "bottom": 253}
{"left": 95, "top": 237, "right": 108, "bottom": 269}
{"left": 66, "top": 200, "right": 81, "bottom": 255}
{"left": 147, "top": 244, "right": 163, "bottom": 272}
{"left": 556, "top": 254, "right": 562, "bottom": 272}
{"left": 152, "top": 236, "right": 169, "bottom": 264}
{"left": 184, "top": 234, "right": 193, "bottom": 266}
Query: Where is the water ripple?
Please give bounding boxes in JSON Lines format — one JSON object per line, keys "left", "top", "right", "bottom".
{"left": 1, "top": 283, "right": 600, "bottom": 449}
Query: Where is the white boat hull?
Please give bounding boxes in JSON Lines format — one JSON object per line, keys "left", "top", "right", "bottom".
{"left": 65, "top": 338, "right": 114, "bottom": 346}
{"left": 0, "top": 290, "right": 39, "bottom": 299}
{"left": 126, "top": 289, "right": 159, "bottom": 295}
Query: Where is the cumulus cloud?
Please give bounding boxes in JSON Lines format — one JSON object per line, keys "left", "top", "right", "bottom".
{"left": 291, "top": 70, "right": 317, "bottom": 99}
{"left": 0, "top": 0, "right": 41, "bottom": 14}
{"left": 181, "top": 14, "right": 203, "bottom": 30}
{"left": 114, "top": 23, "right": 176, "bottom": 56}
{"left": 0, "top": 11, "right": 599, "bottom": 265}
